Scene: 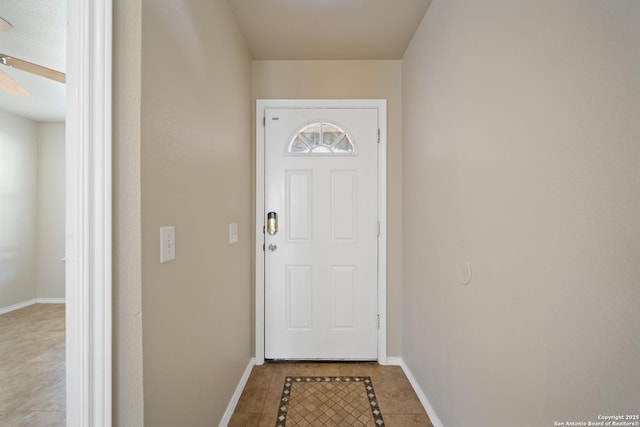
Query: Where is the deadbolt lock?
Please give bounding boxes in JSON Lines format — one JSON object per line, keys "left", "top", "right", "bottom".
{"left": 267, "top": 212, "right": 278, "bottom": 235}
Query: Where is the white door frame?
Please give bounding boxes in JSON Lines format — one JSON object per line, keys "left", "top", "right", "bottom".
{"left": 66, "top": 1, "right": 112, "bottom": 426}
{"left": 255, "top": 99, "right": 387, "bottom": 365}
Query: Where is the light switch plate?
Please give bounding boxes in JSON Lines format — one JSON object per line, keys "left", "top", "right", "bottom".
{"left": 229, "top": 223, "right": 238, "bottom": 244}
{"left": 160, "top": 226, "right": 175, "bottom": 263}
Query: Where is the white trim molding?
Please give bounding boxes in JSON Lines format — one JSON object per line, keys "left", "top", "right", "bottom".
{"left": 255, "top": 99, "right": 387, "bottom": 364}
{"left": 0, "top": 300, "right": 38, "bottom": 315}
{"left": 376, "top": 100, "right": 388, "bottom": 365}
{"left": 219, "top": 358, "right": 257, "bottom": 426}
{"left": 0, "top": 299, "right": 66, "bottom": 315}
{"left": 37, "top": 298, "right": 67, "bottom": 304}
{"left": 66, "top": 1, "right": 112, "bottom": 426}
{"left": 387, "top": 357, "right": 444, "bottom": 427}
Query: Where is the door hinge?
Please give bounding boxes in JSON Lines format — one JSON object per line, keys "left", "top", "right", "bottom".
{"left": 377, "top": 221, "right": 380, "bottom": 237}
{"left": 263, "top": 117, "right": 265, "bottom": 127}
{"left": 377, "top": 128, "right": 380, "bottom": 143}
{"left": 377, "top": 314, "right": 380, "bottom": 329}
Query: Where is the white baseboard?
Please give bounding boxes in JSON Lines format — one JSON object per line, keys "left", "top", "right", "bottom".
{"left": 387, "top": 357, "right": 444, "bottom": 427}
{"left": 219, "top": 357, "right": 256, "bottom": 427}
{"left": 0, "top": 298, "right": 66, "bottom": 315}
{"left": 37, "top": 298, "right": 66, "bottom": 304}
{"left": 0, "top": 299, "right": 37, "bottom": 315}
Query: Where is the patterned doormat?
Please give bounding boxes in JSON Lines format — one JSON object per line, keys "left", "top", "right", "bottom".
{"left": 276, "top": 376, "right": 385, "bottom": 426}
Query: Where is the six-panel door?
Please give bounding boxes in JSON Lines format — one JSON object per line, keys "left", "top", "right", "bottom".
{"left": 264, "top": 107, "right": 379, "bottom": 360}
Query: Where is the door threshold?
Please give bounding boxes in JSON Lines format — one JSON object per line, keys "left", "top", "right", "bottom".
{"left": 265, "top": 359, "right": 379, "bottom": 364}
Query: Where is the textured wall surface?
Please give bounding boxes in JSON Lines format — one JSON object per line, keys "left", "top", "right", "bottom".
{"left": 113, "top": 0, "right": 144, "bottom": 424}
{"left": 140, "top": 0, "right": 252, "bottom": 425}
{"left": 402, "top": 1, "right": 640, "bottom": 425}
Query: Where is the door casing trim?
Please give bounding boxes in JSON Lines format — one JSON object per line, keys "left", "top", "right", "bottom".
{"left": 255, "top": 99, "right": 387, "bottom": 365}
{"left": 66, "top": 1, "right": 112, "bottom": 425}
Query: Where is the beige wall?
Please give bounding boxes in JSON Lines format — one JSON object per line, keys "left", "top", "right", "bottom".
{"left": 0, "top": 115, "right": 64, "bottom": 309}
{"left": 113, "top": 0, "right": 144, "bottom": 424}
{"left": 252, "top": 60, "right": 404, "bottom": 356}
{"left": 0, "top": 110, "right": 38, "bottom": 309}
{"left": 140, "top": 0, "right": 252, "bottom": 425}
{"left": 36, "top": 122, "right": 65, "bottom": 299}
{"left": 402, "top": 0, "right": 640, "bottom": 425}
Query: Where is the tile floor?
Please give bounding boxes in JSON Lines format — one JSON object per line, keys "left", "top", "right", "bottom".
{"left": 0, "top": 304, "right": 66, "bottom": 426}
{"left": 229, "top": 362, "right": 433, "bottom": 427}
{"left": 276, "top": 376, "right": 384, "bottom": 426}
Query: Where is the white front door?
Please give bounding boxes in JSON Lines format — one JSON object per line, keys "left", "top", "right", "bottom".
{"left": 263, "top": 106, "right": 380, "bottom": 360}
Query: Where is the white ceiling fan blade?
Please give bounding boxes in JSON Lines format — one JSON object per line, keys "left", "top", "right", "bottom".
{"left": 0, "top": 54, "right": 65, "bottom": 84}
{"left": 0, "top": 17, "right": 12, "bottom": 33}
{"left": 0, "top": 68, "right": 29, "bottom": 96}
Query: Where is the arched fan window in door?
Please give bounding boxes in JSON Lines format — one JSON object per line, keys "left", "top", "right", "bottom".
{"left": 288, "top": 122, "right": 357, "bottom": 155}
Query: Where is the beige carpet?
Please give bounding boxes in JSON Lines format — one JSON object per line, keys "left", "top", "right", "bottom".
{"left": 276, "top": 376, "right": 384, "bottom": 426}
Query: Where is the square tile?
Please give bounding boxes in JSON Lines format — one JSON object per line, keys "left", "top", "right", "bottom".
{"left": 232, "top": 363, "right": 432, "bottom": 427}
{"left": 276, "top": 376, "right": 385, "bottom": 426}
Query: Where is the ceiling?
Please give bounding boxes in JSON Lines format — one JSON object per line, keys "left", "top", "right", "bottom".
{"left": 0, "top": 0, "right": 431, "bottom": 122}
{"left": 228, "top": 0, "right": 432, "bottom": 60}
{"left": 0, "top": 0, "right": 66, "bottom": 122}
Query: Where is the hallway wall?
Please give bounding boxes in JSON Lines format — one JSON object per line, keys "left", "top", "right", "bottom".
{"left": 113, "top": 0, "right": 144, "bottom": 424}
{"left": 140, "top": 0, "right": 252, "bottom": 425}
{"left": 402, "top": 0, "right": 640, "bottom": 425}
